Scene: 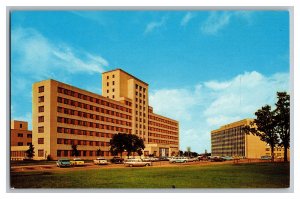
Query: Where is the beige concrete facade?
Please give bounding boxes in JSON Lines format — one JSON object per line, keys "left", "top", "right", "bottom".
{"left": 32, "top": 69, "right": 179, "bottom": 160}
{"left": 211, "top": 119, "right": 290, "bottom": 159}
{"left": 211, "top": 119, "right": 266, "bottom": 159}
{"left": 11, "top": 120, "right": 32, "bottom": 160}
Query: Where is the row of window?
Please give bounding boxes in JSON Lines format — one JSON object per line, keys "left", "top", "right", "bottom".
{"left": 57, "top": 106, "right": 132, "bottom": 122}
{"left": 16, "top": 133, "right": 32, "bottom": 138}
{"left": 57, "top": 117, "right": 132, "bottom": 133}
{"left": 57, "top": 96, "right": 132, "bottom": 114}
{"left": 57, "top": 86, "right": 132, "bottom": 107}
{"left": 57, "top": 138, "right": 110, "bottom": 147}
{"left": 148, "top": 139, "right": 178, "bottom": 145}
{"left": 149, "top": 128, "right": 178, "bottom": 136}
{"left": 57, "top": 150, "right": 110, "bottom": 157}
{"left": 149, "top": 115, "right": 178, "bottom": 127}
{"left": 135, "top": 84, "right": 146, "bottom": 93}
{"left": 57, "top": 126, "right": 117, "bottom": 138}
{"left": 16, "top": 142, "right": 32, "bottom": 146}
{"left": 148, "top": 133, "right": 178, "bottom": 140}
{"left": 149, "top": 121, "right": 178, "bottom": 131}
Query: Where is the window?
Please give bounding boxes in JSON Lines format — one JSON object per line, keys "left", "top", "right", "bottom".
{"left": 17, "top": 133, "right": 23, "bottom": 137}
{"left": 20, "top": 124, "right": 23, "bottom": 128}
{"left": 112, "top": 74, "right": 115, "bottom": 78}
{"left": 27, "top": 142, "right": 31, "bottom": 146}
{"left": 17, "top": 142, "right": 23, "bottom": 146}
{"left": 112, "top": 95, "right": 114, "bottom": 99}
{"left": 38, "top": 150, "right": 44, "bottom": 157}
{"left": 38, "top": 126, "right": 44, "bottom": 133}
{"left": 38, "top": 86, "right": 44, "bottom": 93}
{"left": 38, "top": 116, "right": 44, "bottom": 123}
{"left": 38, "top": 106, "right": 44, "bottom": 113}
{"left": 27, "top": 134, "right": 32, "bottom": 138}
{"left": 38, "top": 96, "right": 44, "bottom": 103}
{"left": 112, "top": 81, "right": 115, "bottom": 85}
{"left": 107, "top": 82, "right": 109, "bottom": 86}
{"left": 57, "top": 127, "right": 62, "bottom": 133}
{"left": 112, "top": 88, "right": 115, "bottom": 92}
{"left": 107, "top": 76, "right": 109, "bottom": 79}
{"left": 107, "top": 90, "right": 109, "bottom": 93}
{"left": 38, "top": 138, "right": 44, "bottom": 144}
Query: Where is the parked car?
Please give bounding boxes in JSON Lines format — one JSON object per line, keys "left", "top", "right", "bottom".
{"left": 70, "top": 158, "right": 85, "bottom": 166}
{"left": 56, "top": 159, "right": 71, "bottom": 167}
{"left": 198, "top": 155, "right": 208, "bottom": 161}
{"left": 260, "top": 155, "right": 272, "bottom": 160}
{"left": 189, "top": 157, "right": 199, "bottom": 162}
{"left": 93, "top": 157, "right": 108, "bottom": 165}
{"left": 169, "top": 157, "right": 189, "bottom": 163}
{"left": 110, "top": 157, "right": 124, "bottom": 164}
{"left": 124, "top": 159, "right": 152, "bottom": 167}
{"left": 142, "top": 157, "right": 159, "bottom": 162}
{"left": 221, "top": 156, "right": 234, "bottom": 161}
{"left": 158, "top": 156, "right": 169, "bottom": 161}
{"left": 210, "top": 156, "right": 225, "bottom": 162}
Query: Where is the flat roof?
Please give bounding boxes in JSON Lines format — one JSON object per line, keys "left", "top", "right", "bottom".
{"left": 211, "top": 118, "right": 253, "bottom": 133}
{"left": 102, "top": 68, "right": 149, "bottom": 86}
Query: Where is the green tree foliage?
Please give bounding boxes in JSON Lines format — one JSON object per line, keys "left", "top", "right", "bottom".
{"left": 187, "top": 146, "right": 191, "bottom": 157}
{"left": 110, "top": 133, "right": 145, "bottom": 158}
{"left": 71, "top": 144, "right": 80, "bottom": 157}
{"left": 137, "top": 149, "right": 143, "bottom": 157}
{"left": 96, "top": 148, "right": 102, "bottom": 157}
{"left": 109, "top": 133, "right": 127, "bottom": 158}
{"left": 274, "top": 92, "right": 290, "bottom": 162}
{"left": 244, "top": 92, "right": 290, "bottom": 162}
{"left": 124, "top": 134, "right": 145, "bottom": 158}
{"left": 25, "top": 143, "right": 35, "bottom": 159}
{"left": 244, "top": 105, "right": 279, "bottom": 162}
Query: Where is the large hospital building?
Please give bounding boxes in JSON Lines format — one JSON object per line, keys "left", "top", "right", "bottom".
{"left": 32, "top": 69, "right": 179, "bottom": 160}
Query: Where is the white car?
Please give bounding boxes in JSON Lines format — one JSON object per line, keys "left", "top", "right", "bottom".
{"left": 124, "top": 159, "right": 152, "bottom": 167}
{"left": 169, "top": 157, "right": 189, "bottom": 163}
{"left": 93, "top": 157, "right": 109, "bottom": 165}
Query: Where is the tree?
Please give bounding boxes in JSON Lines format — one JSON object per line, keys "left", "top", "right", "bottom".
{"left": 187, "top": 146, "right": 191, "bottom": 157}
{"left": 109, "top": 133, "right": 127, "bottom": 158}
{"left": 96, "top": 148, "right": 102, "bottom": 157}
{"left": 124, "top": 134, "right": 145, "bottom": 158}
{"left": 244, "top": 105, "right": 279, "bottom": 162}
{"left": 179, "top": 150, "right": 183, "bottom": 157}
{"left": 25, "top": 143, "right": 35, "bottom": 159}
{"left": 71, "top": 144, "right": 80, "bottom": 157}
{"left": 110, "top": 133, "right": 145, "bottom": 158}
{"left": 137, "top": 149, "right": 143, "bottom": 158}
{"left": 274, "top": 92, "right": 290, "bottom": 162}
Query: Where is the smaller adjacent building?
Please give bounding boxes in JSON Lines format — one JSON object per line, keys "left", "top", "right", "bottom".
{"left": 211, "top": 118, "right": 289, "bottom": 159}
{"left": 10, "top": 120, "right": 32, "bottom": 160}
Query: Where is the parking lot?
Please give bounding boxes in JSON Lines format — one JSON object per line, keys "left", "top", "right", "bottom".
{"left": 10, "top": 158, "right": 275, "bottom": 173}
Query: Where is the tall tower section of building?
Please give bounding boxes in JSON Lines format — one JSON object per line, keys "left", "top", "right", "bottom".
{"left": 102, "top": 69, "right": 149, "bottom": 143}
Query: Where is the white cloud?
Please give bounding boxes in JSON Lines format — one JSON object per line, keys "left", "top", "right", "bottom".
{"left": 180, "top": 12, "right": 195, "bottom": 26}
{"left": 204, "top": 71, "right": 289, "bottom": 124}
{"left": 201, "top": 11, "right": 253, "bottom": 35}
{"left": 144, "top": 16, "right": 167, "bottom": 34}
{"left": 204, "top": 81, "right": 231, "bottom": 90}
{"left": 11, "top": 27, "right": 109, "bottom": 78}
{"left": 149, "top": 71, "right": 289, "bottom": 153}
{"left": 149, "top": 86, "right": 202, "bottom": 121}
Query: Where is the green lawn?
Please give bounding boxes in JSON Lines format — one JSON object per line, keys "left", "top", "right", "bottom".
{"left": 10, "top": 162, "right": 290, "bottom": 189}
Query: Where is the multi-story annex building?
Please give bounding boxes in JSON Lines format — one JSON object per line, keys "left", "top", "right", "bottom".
{"left": 211, "top": 119, "right": 288, "bottom": 159}
{"left": 32, "top": 69, "right": 179, "bottom": 160}
{"left": 10, "top": 120, "right": 32, "bottom": 160}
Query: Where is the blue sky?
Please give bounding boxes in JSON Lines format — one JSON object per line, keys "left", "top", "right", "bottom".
{"left": 11, "top": 10, "right": 290, "bottom": 153}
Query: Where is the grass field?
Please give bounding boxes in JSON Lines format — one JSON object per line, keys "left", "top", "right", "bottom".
{"left": 10, "top": 162, "right": 290, "bottom": 189}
